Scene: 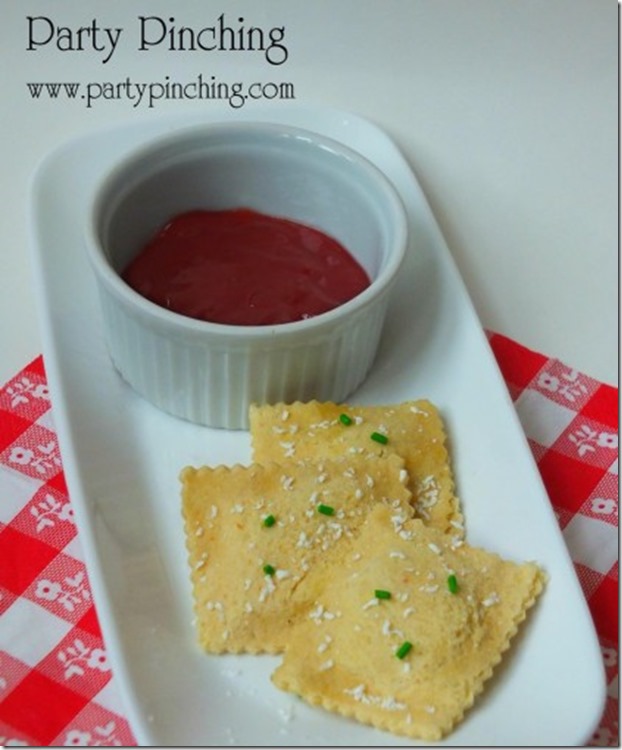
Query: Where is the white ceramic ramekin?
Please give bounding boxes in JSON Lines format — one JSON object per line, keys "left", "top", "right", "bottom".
{"left": 85, "top": 122, "right": 408, "bottom": 429}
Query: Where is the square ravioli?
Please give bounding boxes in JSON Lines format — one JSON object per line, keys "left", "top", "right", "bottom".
{"left": 181, "top": 455, "right": 412, "bottom": 655}
{"left": 250, "top": 399, "right": 462, "bottom": 536}
{"left": 272, "top": 503, "right": 545, "bottom": 741}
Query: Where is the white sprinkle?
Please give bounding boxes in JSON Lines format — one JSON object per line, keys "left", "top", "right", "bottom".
{"left": 482, "top": 592, "right": 501, "bottom": 607}
{"left": 354, "top": 416, "right": 364, "bottom": 425}
{"left": 280, "top": 441, "right": 296, "bottom": 457}
{"left": 403, "top": 607, "right": 416, "bottom": 618}
{"left": 399, "top": 469, "right": 409, "bottom": 483}
{"left": 362, "top": 598, "right": 379, "bottom": 610}
{"left": 344, "top": 684, "right": 405, "bottom": 711}
{"left": 365, "top": 474, "right": 375, "bottom": 488}
{"left": 354, "top": 488, "right": 364, "bottom": 500}
{"left": 195, "top": 526, "right": 204, "bottom": 537}
{"left": 317, "top": 473, "right": 328, "bottom": 484}
{"left": 281, "top": 475, "right": 295, "bottom": 491}
{"left": 419, "top": 584, "right": 439, "bottom": 593}
{"left": 319, "top": 659, "right": 334, "bottom": 671}
{"left": 308, "top": 604, "right": 340, "bottom": 622}
{"left": 258, "top": 575, "right": 276, "bottom": 602}
{"left": 428, "top": 542, "right": 442, "bottom": 555}
{"left": 309, "top": 604, "right": 325, "bottom": 621}
{"left": 381, "top": 696, "right": 406, "bottom": 711}
{"left": 389, "top": 550, "right": 406, "bottom": 559}
{"left": 390, "top": 512, "right": 408, "bottom": 531}
{"left": 231, "top": 503, "right": 244, "bottom": 514}
{"left": 275, "top": 569, "right": 290, "bottom": 580}
{"left": 210, "top": 505, "right": 218, "bottom": 518}
{"left": 381, "top": 619, "right": 404, "bottom": 638}
{"left": 244, "top": 602, "right": 253, "bottom": 613}
{"left": 281, "top": 409, "right": 290, "bottom": 421}
{"left": 344, "top": 684, "right": 367, "bottom": 702}
{"left": 409, "top": 405, "right": 429, "bottom": 416}
{"left": 415, "top": 475, "right": 440, "bottom": 514}
{"left": 425, "top": 705, "right": 437, "bottom": 714}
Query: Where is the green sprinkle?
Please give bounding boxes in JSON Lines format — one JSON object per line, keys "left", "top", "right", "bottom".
{"left": 447, "top": 574, "right": 459, "bottom": 594}
{"left": 395, "top": 641, "right": 413, "bottom": 660}
{"left": 370, "top": 431, "right": 388, "bottom": 445}
{"left": 263, "top": 564, "right": 276, "bottom": 576}
{"left": 317, "top": 503, "right": 335, "bottom": 516}
{"left": 263, "top": 514, "right": 276, "bottom": 528}
{"left": 375, "top": 589, "right": 392, "bottom": 600}
{"left": 339, "top": 413, "right": 353, "bottom": 426}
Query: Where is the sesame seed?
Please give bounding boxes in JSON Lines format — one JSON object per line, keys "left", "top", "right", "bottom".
{"left": 482, "top": 592, "right": 501, "bottom": 607}
{"left": 362, "top": 598, "right": 379, "bottom": 610}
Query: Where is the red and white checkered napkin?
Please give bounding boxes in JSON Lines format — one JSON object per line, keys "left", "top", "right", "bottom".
{"left": 0, "top": 333, "right": 618, "bottom": 746}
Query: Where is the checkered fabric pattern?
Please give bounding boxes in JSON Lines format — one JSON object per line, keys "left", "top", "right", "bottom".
{"left": 0, "top": 335, "right": 618, "bottom": 746}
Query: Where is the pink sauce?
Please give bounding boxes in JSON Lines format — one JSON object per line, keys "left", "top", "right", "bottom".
{"left": 122, "top": 208, "right": 371, "bottom": 326}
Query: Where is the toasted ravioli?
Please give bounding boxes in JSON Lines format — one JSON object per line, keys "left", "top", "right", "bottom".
{"left": 181, "top": 455, "right": 412, "bottom": 655}
{"left": 272, "top": 503, "right": 545, "bottom": 741}
{"left": 250, "top": 399, "right": 462, "bottom": 536}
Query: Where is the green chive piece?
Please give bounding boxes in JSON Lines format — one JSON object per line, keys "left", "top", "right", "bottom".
{"left": 263, "top": 564, "right": 276, "bottom": 576}
{"left": 447, "top": 574, "right": 459, "bottom": 594}
{"left": 263, "top": 514, "right": 276, "bottom": 528}
{"left": 395, "top": 641, "right": 413, "bottom": 660}
{"left": 375, "top": 589, "right": 392, "bottom": 600}
{"left": 317, "top": 503, "right": 335, "bottom": 516}
{"left": 370, "top": 431, "right": 388, "bottom": 445}
{"left": 339, "top": 413, "right": 353, "bottom": 426}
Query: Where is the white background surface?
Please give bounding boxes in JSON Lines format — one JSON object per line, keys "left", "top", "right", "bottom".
{"left": 1, "top": 0, "right": 618, "bottom": 387}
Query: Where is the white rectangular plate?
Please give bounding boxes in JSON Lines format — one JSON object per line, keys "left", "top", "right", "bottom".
{"left": 29, "top": 104, "right": 605, "bottom": 746}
